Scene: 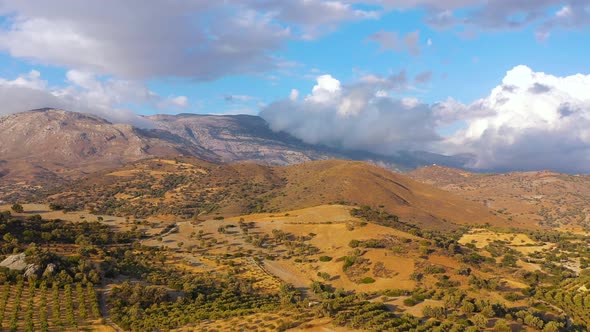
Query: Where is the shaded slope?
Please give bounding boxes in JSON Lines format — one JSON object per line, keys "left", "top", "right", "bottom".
{"left": 148, "top": 113, "right": 336, "bottom": 165}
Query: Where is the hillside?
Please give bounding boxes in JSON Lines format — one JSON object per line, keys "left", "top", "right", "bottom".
{"left": 408, "top": 165, "right": 590, "bottom": 230}
{"left": 48, "top": 158, "right": 509, "bottom": 231}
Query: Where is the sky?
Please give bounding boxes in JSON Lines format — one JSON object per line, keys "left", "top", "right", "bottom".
{"left": 0, "top": 0, "right": 590, "bottom": 172}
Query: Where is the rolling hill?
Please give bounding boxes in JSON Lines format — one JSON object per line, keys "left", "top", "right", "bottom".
{"left": 49, "top": 157, "right": 509, "bottom": 231}
{"left": 408, "top": 165, "right": 590, "bottom": 230}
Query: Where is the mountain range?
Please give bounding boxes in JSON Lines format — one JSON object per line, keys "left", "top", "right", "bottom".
{"left": 0, "top": 108, "right": 468, "bottom": 183}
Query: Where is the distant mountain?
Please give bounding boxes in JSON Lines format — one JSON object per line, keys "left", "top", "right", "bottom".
{"left": 147, "top": 113, "right": 332, "bottom": 165}
{"left": 0, "top": 109, "right": 217, "bottom": 181}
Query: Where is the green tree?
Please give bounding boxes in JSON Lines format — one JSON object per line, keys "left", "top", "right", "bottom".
{"left": 11, "top": 204, "right": 24, "bottom": 213}
{"left": 471, "top": 313, "right": 488, "bottom": 329}
{"left": 493, "top": 319, "right": 511, "bottom": 332}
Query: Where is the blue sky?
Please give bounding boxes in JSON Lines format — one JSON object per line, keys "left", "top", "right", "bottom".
{"left": 143, "top": 9, "right": 590, "bottom": 114}
{"left": 1, "top": 0, "right": 590, "bottom": 172}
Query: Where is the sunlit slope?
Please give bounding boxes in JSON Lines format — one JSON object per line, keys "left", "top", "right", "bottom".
{"left": 51, "top": 158, "right": 508, "bottom": 230}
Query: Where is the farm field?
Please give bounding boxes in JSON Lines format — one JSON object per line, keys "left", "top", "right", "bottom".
{"left": 0, "top": 281, "right": 104, "bottom": 332}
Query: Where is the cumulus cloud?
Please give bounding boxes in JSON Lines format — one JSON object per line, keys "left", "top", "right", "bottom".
{"left": 260, "top": 73, "right": 441, "bottom": 153}
{"left": 0, "top": 70, "right": 188, "bottom": 127}
{"left": 443, "top": 65, "right": 590, "bottom": 173}
{"left": 261, "top": 65, "right": 590, "bottom": 173}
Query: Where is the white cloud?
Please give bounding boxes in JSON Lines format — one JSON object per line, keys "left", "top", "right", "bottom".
{"left": 0, "top": 70, "right": 188, "bottom": 127}
{"left": 355, "top": 0, "right": 590, "bottom": 39}
{"left": 243, "top": 0, "right": 379, "bottom": 39}
{"left": 262, "top": 65, "right": 590, "bottom": 173}
{"left": 170, "top": 96, "right": 189, "bottom": 108}
{"left": 305, "top": 75, "right": 342, "bottom": 103}
{"left": 443, "top": 65, "right": 590, "bottom": 173}
{"left": 375, "top": 90, "right": 388, "bottom": 97}
{"left": 556, "top": 5, "right": 573, "bottom": 18}
{"left": 0, "top": 1, "right": 587, "bottom": 83}
{"left": 261, "top": 72, "right": 440, "bottom": 153}
{"left": 0, "top": 69, "right": 46, "bottom": 89}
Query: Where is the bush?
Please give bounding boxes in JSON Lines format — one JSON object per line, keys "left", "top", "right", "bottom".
{"left": 360, "top": 277, "right": 375, "bottom": 284}
{"left": 319, "top": 256, "right": 332, "bottom": 262}
{"left": 503, "top": 292, "right": 519, "bottom": 302}
{"left": 11, "top": 204, "right": 24, "bottom": 213}
{"left": 403, "top": 298, "right": 417, "bottom": 306}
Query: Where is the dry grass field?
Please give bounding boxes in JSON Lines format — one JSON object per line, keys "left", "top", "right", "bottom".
{"left": 143, "top": 205, "right": 420, "bottom": 293}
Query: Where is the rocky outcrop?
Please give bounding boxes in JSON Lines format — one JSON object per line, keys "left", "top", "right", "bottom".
{"left": 24, "top": 264, "right": 39, "bottom": 278}
{"left": 0, "top": 253, "right": 28, "bottom": 270}
{"left": 0, "top": 253, "right": 40, "bottom": 277}
{"left": 43, "top": 263, "right": 57, "bottom": 277}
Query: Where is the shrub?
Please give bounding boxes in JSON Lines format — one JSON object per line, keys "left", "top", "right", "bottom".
{"left": 11, "top": 204, "right": 24, "bottom": 213}
{"left": 403, "top": 298, "right": 417, "bottom": 306}
{"left": 360, "top": 277, "right": 375, "bottom": 284}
